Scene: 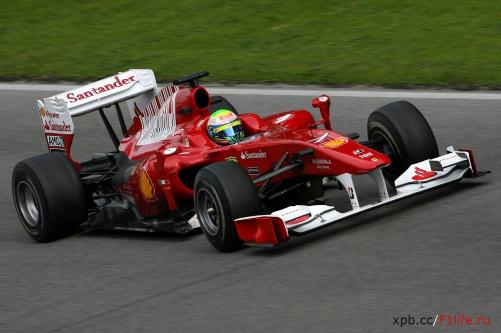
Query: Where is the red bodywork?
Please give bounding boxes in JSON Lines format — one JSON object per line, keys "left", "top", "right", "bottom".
{"left": 112, "top": 85, "right": 390, "bottom": 217}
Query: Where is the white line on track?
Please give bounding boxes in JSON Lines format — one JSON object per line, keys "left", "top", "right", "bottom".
{"left": 1, "top": 82, "right": 500, "bottom": 100}
{"left": 210, "top": 88, "right": 501, "bottom": 100}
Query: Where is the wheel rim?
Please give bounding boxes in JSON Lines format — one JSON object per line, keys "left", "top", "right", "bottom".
{"left": 371, "top": 129, "right": 402, "bottom": 179}
{"left": 197, "top": 188, "right": 221, "bottom": 236}
{"left": 16, "top": 181, "right": 40, "bottom": 228}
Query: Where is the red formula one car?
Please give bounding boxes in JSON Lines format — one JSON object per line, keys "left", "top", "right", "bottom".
{"left": 12, "top": 70, "right": 487, "bottom": 251}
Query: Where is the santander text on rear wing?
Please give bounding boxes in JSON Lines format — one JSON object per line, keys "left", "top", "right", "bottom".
{"left": 48, "top": 69, "right": 157, "bottom": 117}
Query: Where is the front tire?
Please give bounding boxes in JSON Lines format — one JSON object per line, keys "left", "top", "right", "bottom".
{"left": 12, "top": 153, "right": 87, "bottom": 242}
{"left": 367, "top": 101, "right": 439, "bottom": 183}
{"left": 194, "top": 161, "right": 263, "bottom": 252}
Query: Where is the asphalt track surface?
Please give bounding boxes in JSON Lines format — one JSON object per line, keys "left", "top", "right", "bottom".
{"left": 0, "top": 86, "right": 499, "bottom": 332}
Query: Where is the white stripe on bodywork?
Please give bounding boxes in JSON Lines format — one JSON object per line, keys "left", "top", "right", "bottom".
{"left": 308, "top": 132, "right": 328, "bottom": 143}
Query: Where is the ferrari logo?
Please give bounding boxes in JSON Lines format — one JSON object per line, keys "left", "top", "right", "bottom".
{"left": 39, "top": 106, "right": 46, "bottom": 118}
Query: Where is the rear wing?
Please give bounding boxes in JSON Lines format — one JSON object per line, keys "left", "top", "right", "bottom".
{"left": 48, "top": 69, "right": 157, "bottom": 117}
{"left": 36, "top": 69, "right": 159, "bottom": 163}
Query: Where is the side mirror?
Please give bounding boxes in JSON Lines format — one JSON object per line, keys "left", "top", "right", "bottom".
{"left": 311, "top": 95, "right": 332, "bottom": 130}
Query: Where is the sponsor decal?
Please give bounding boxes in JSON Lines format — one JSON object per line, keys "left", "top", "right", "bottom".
{"left": 353, "top": 148, "right": 375, "bottom": 159}
{"left": 247, "top": 167, "right": 260, "bottom": 176}
{"left": 39, "top": 106, "right": 53, "bottom": 118}
{"left": 43, "top": 121, "right": 72, "bottom": 133}
{"left": 226, "top": 156, "right": 238, "bottom": 163}
{"left": 38, "top": 99, "right": 74, "bottom": 134}
{"left": 348, "top": 187, "right": 355, "bottom": 199}
{"left": 285, "top": 214, "right": 311, "bottom": 225}
{"left": 39, "top": 107, "right": 60, "bottom": 121}
{"left": 46, "top": 135, "right": 64, "bottom": 148}
{"left": 279, "top": 207, "right": 307, "bottom": 218}
{"left": 371, "top": 157, "right": 380, "bottom": 162}
{"left": 353, "top": 148, "right": 364, "bottom": 155}
{"left": 321, "top": 137, "right": 348, "bottom": 149}
{"left": 138, "top": 169, "right": 156, "bottom": 200}
{"left": 240, "top": 150, "right": 267, "bottom": 159}
{"left": 358, "top": 152, "right": 374, "bottom": 159}
{"left": 437, "top": 155, "right": 458, "bottom": 162}
{"left": 312, "top": 158, "right": 332, "bottom": 169}
{"left": 65, "top": 75, "right": 136, "bottom": 103}
{"left": 412, "top": 167, "right": 437, "bottom": 181}
{"left": 312, "top": 158, "right": 331, "bottom": 165}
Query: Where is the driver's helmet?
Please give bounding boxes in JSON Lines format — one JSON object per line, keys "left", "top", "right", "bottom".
{"left": 207, "top": 109, "right": 244, "bottom": 145}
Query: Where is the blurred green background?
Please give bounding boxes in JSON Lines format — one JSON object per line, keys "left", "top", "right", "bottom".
{"left": 0, "top": 0, "right": 499, "bottom": 87}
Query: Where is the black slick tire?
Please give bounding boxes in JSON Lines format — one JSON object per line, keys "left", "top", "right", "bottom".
{"left": 12, "top": 153, "right": 87, "bottom": 242}
{"left": 194, "top": 161, "right": 263, "bottom": 252}
{"left": 367, "top": 101, "right": 439, "bottom": 183}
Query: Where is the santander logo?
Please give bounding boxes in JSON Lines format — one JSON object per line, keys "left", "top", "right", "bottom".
{"left": 412, "top": 167, "right": 437, "bottom": 181}
{"left": 65, "top": 75, "right": 136, "bottom": 103}
{"left": 240, "top": 150, "right": 267, "bottom": 159}
{"left": 43, "top": 120, "right": 72, "bottom": 133}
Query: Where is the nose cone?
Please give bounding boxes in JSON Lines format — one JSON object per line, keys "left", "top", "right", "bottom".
{"left": 347, "top": 143, "right": 391, "bottom": 167}
{"left": 318, "top": 136, "right": 391, "bottom": 172}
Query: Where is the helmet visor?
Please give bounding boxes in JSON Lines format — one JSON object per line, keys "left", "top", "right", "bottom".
{"left": 210, "top": 120, "right": 244, "bottom": 144}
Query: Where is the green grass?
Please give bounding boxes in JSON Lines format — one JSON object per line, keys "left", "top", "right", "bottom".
{"left": 0, "top": 0, "right": 500, "bottom": 87}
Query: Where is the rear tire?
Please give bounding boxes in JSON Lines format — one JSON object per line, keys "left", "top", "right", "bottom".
{"left": 367, "top": 101, "right": 439, "bottom": 184}
{"left": 12, "top": 153, "right": 87, "bottom": 242}
{"left": 194, "top": 161, "right": 263, "bottom": 252}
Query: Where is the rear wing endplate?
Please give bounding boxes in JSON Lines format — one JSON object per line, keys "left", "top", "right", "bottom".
{"left": 36, "top": 98, "right": 76, "bottom": 162}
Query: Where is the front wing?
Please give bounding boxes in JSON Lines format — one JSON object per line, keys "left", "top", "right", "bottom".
{"left": 234, "top": 147, "right": 486, "bottom": 247}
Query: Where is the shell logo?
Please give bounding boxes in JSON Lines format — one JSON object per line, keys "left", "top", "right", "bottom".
{"left": 321, "top": 137, "right": 349, "bottom": 149}
{"left": 39, "top": 106, "right": 46, "bottom": 118}
{"left": 139, "top": 169, "right": 156, "bottom": 200}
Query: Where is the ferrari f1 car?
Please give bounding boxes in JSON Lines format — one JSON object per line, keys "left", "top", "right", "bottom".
{"left": 12, "top": 70, "right": 488, "bottom": 251}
